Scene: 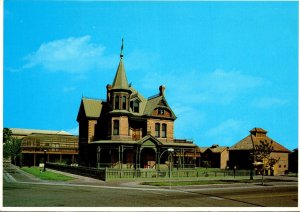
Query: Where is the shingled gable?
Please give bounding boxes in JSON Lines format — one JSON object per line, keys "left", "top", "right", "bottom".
{"left": 77, "top": 97, "right": 103, "bottom": 120}
{"left": 143, "top": 94, "right": 177, "bottom": 119}
{"left": 230, "top": 128, "right": 290, "bottom": 153}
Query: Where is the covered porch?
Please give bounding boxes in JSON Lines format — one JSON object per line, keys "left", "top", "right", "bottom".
{"left": 90, "top": 135, "right": 199, "bottom": 169}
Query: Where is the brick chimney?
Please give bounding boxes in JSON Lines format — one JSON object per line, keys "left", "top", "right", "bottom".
{"left": 159, "top": 85, "right": 165, "bottom": 96}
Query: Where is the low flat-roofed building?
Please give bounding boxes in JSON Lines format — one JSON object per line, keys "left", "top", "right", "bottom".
{"left": 8, "top": 128, "right": 78, "bottom": 166}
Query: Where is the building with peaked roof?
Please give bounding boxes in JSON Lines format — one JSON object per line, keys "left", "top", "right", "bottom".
{"left": 199, "top": 144, "right": 229, "bottom": 169}
{"left": 229, "top": 128, "right": 290, "bottom": 175}
{"left": 77, "top": 40, "right": 198, "bottom": 169}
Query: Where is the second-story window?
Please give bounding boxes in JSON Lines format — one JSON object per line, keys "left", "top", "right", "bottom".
{"left": 113, "top": 120, "right": 119, "bottom": 135}
{"left": 162, "top": 124, "right": 167, "bottom": 138}
{"left": 155, "top": 123, "right": 160, "bottom": 137}
{"left": 122, "top": 96, "right": 127, "bottom": 110}
{"left": 115, "top": 95, "right": 120, "bottom": 110}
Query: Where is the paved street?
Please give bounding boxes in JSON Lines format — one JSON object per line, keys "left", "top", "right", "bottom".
{"left": 3, "top": 167, "right": 298, "bottom": 208}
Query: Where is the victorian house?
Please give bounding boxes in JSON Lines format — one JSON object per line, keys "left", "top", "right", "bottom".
{"left": 77, "top": 41, "right": 198, "bottom": 169}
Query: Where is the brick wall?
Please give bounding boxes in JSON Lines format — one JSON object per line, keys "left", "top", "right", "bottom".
{"left": 111, "top": 116, "right": 131, "bottom": 140}
{"left": 147, "top": 118, "right": 174, "bottom": 142}
{"left": 271, "top": 152, "right": 289, "bottom": 175}
{"left": 220, "top": 150, "right": 229, "bottom": 169}
{"left": 88, "top": 120, "right": 97, "bottom": 143}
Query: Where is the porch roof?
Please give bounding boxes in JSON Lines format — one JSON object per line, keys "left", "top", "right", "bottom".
{"left": 90, "top": 139, "right": 197, "bottom": 148}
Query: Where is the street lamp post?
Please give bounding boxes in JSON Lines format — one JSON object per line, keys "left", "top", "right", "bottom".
{"left": 43, "top": 149, "right": 47, "bottom": 172}
{"left": 167, "top": 148, "right": 174, "bottom": 179}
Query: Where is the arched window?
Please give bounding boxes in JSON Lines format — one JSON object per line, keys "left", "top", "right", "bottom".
{"left": 115, "top": 95, "right": 120, "bottom": 110}
{"left": 113, "top": 120, "right": 119, "bottom": 135}
{"left": 122, "top": 96, "right": 127, "bottom": 110}
{"left": 155, "top": 123, "right": 160, "bottom": 137}
{"left": 162, "top": 124, "right": 167, "bottom": 138}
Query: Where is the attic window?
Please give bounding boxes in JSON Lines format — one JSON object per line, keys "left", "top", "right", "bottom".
{"left": 158, "top": 108, "right": 164, "bottom": 115}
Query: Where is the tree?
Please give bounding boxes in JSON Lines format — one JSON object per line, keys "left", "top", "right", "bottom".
{"left": 3, "top": 128, "right": 12, "bottom": 143}
{"left": 3, "top": 128, "right": 22, "bottom": 165}
{"left": 254, "top": 140, "right": 280, "bottom": 185}
{"left": 3, "top": 128, "right": 13, "bottom": 159}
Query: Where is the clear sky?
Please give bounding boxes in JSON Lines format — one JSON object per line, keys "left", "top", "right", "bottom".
{"left": 4, "top": 1, "right": 298, "bottom": 150}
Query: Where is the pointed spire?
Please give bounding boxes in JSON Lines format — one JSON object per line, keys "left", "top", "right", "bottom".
{"left": 120, "top": 38, "right": 124, "bottom": 58}
{"left": 112, "top": 38, "right": 129, "bottom": 90}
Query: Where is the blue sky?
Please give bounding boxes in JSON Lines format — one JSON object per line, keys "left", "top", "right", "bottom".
{"left": 4, "top": 1, "right": 298, "bottom": 150}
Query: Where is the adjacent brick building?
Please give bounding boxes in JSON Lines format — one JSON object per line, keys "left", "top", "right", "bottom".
{"left": 199, "top": 145, "right": 229, "bottom": 169}
{"left": 77, "top": 41, "right": 198, "bottom": 169}
{"left": 229, "top": 128, "right": 290, "bottom": 175}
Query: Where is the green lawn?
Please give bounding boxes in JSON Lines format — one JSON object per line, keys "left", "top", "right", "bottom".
{"left": 21, "top": 167, "right": 74, "bottom": 181}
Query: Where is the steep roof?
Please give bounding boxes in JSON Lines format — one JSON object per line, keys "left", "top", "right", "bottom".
{"left": 209, "top": 146, "right": 228, "bottom": 153}
{"left": 143, "top": 95, "right": 176, "bottom": 119}
{"left": 81, "top": 98, "right": 102, "bottom": 118}
{"left": 230, "top": 129, "right": 290, "bottom": 153}
{"left": 129, "top": 87, "right": 147, "bottom": 116}
{"left": 112, "top": 58, "right": 129, "bottom": 90}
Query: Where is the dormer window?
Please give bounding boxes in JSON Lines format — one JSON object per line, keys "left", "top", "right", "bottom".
{"left": 133, "top": 101, "right": 139, "bottom": 113}
{"left": 130, "top": 99, "right": 140, "bottom": 113}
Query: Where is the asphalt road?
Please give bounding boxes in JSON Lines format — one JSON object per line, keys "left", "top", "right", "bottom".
{"left": 3, "top": 180, "right": 298, "bottom": 207}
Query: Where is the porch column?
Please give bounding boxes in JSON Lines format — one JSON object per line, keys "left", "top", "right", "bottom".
{"left": 157, "top": 149, "right": 160, "bottom": 170}
{"left": 121, "top": 145, "right": 124, "bottom": 169}
{"left": 138, "top": 148, "right": 142, "bottom": 169}
{"left": 33, "top": 154, "right": 36, "bottom": 167}
{"left": 97, "top": 146, "right": 101, "bottom": 168}
{"left": 118, "top": 146, "right": 121, "bottom": 169}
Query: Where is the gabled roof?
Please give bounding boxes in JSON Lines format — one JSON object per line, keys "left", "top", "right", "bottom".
{"left": 208, "top": 146, "right": 228, "bottom": 153}
{"left": 81, "top": 98, "right": 102, "bottom": 118}
{"left": 137, "top": 134, "right": 163, "bottom": 146}
{"left": 143, "top": 95, "right": 176, "bottom": 119}
{"left": 230, "top": 133, "right": 290, "bottom": 153}
{"left": 198, "top": 145, "right": 228, "bottom": 154}
{"left": 112, "top": 59, "right": 129, "bottom": 90}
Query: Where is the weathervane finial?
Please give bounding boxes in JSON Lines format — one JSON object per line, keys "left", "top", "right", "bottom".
{"left": 120, "top": 38, "right": 124, "bottom": 58}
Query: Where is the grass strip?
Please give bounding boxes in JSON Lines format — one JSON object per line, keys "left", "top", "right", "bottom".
{"left": 141, "top": 179, "right": 292, "bottom": 186}
{"left": 21, "top": 167, "right": 74, "bottom": 181}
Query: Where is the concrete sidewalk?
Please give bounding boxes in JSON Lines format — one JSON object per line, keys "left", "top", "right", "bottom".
{"left": 4, "top": 164, "right": 298, "bottom": 189}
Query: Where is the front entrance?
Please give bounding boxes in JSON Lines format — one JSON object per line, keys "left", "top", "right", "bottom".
{"left": 140, "top": 148, "right": 156, "bottom": 169}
